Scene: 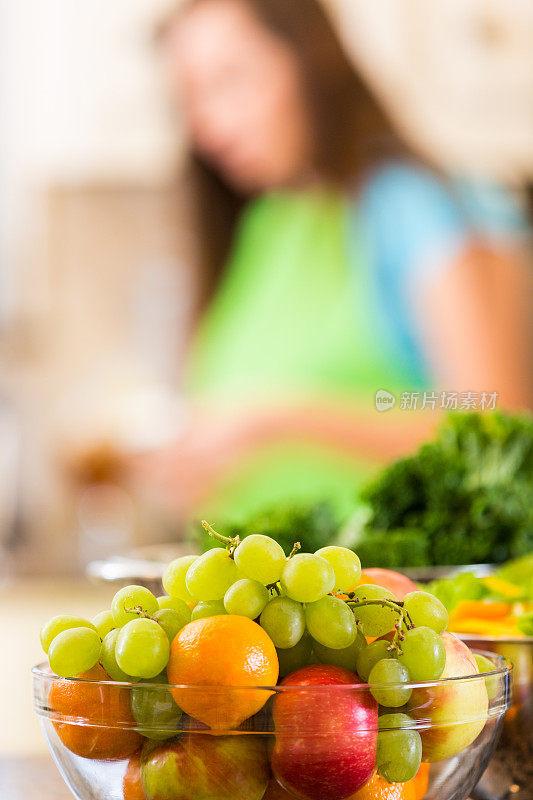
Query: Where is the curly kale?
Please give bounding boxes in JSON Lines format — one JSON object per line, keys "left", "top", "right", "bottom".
{"left": 352, "top": 529, "right": 429, "bottom": 568}
{"left": 192, "top": 501, "right": 340, "bottom": 556}
{"left": 191, "top": 412, "right": 533, "bottom": 569}
{"left": 354, "top": 411, "right": 533, "bottom": 566}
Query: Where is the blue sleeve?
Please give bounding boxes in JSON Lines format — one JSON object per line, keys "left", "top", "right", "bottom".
{"left": 355, "top": 163, "right": 471, "bottom": 386}
{"left": 359, "top": 163, "right": 470, "bottom": 287}
{"left": 355, "top": 162, "right": 530, "bottom": 386}
{"left": 452, "top": 177, "right": 530, "bottom": 244}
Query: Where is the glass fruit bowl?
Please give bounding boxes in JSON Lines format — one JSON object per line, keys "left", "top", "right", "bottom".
{"left": 33, "top": 652, "right": 511, "bottom": 800}
{"left": 459, "top": 634, "right": 532, "bottom": 800}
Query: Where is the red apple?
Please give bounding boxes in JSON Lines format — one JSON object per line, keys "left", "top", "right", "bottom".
{"left": 140, "top": 734, "right": 269, "bottom": 800}
{"left": 361, "top": 569, "right": 417, "bottom": 600}
{"left": 271, "top": 664, "right": 377, "bottom": 800}
{"left": 408, "top": 632, "right": 488, "bottom": 762}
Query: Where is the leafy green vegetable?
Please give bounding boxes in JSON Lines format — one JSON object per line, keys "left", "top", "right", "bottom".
{"left": 192, "top": 501, "right": 340, "bottom": 556}
{"left": 348, "top": 529, "right": 429, "bottom": 568}
{"left": 348, "top": 411, "right": 533, "bottom": 567}
{"left": 496, "top": 554, "right": 533, "bottom": 601}
{"left": 518, "top": 612, "right": 533, "bottom": 636}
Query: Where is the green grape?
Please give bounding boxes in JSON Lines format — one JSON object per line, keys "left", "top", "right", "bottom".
{"left": 111, "top": 585, "right": 159, "bottom": 628}
{"left": 223, "top": 579, "right": 269, "bottom": 619}
{"left": 101, "top": 628, "right": 136, "bottom": 682}
{"left": 403, "top": 591, "right": 449, "bottom": 635}
{"left": 91, "top": 610, "right": 115, "bottom": 640}
{"left": 153, "top": 609, "right": 187, "bottom": 643}
{"left": 377, "top": 713, "right": 422, "bottom": 783}
{"left": 368, "top": 658, "right": 412, "bottom": 707}
{"left": 277, "top": 635, "right": 314, "bottom": 678}
{"left": 280, "top": 554, "right": 335, "bottom": 603}
{"left": 156, "top": 597, "right": 191, "bottom": 630}
{"left": 350, "top": 584, "right": 399, "bottom": 637}
{"left": 313, "top": 628, "right": 367, "bottom": 671}
{"left": 157, "top": 595, "right": 192, "bottom": 618}
{"left": 475, "top": 653, "right": 499, "bottom": 700}
{"left": 305, "top": 595, "right": 356, "bottom": 649}
{"left": 185, "top": 548, "right": 238, "bottom": 601}
{"left": 314, "top": 546, "right": 361, "bottom": 592}
{"left": 131, "top": 673, "right": 182, "bottom": 740}
{"left": 191, "top": 600, "right": 227, "bottom": 621}
{"left": 162, "top": 556, "right": 198, "bottom": 602}
{"left": 116, "top": 619, "right": 170, "bottom": 679}
{"left": 40, "top": 615, "right": 97, "bottom": 654}
{"left": 398, "top": 626, "right": 446, "bottom": 681}
{"left": 48, "top": 627, "right": 101, "bottom": 678}
{"left": 355, "top": 639, "right": 391, "bottom": 681}
{"left": 474, "top": 653, "right": 494, "bottom": 673}
{"left": 260, "top": 596, "right": 305, "bottom": 649}
{"left": 234, "top": 534, "right": 287, "bottom": 584}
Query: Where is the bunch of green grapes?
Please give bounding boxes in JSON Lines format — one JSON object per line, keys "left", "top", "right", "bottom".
{"left": 40, "top": 584, "right": 192, "bottom": 680}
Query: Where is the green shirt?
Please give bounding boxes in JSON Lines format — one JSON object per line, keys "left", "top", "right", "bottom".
{"left": 186, "top": 190, "right": 426, "bottom": 520}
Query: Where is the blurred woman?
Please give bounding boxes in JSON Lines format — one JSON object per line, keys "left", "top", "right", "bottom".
{"left": 138, "top": 0, "right": 532, "bottom": 521}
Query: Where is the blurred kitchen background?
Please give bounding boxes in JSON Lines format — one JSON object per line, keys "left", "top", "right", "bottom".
{"left": 2, "top": 0, "right": 532, "bottom": 580}
{"left": 2, "top": 0, "right": 533, "bottom": 762}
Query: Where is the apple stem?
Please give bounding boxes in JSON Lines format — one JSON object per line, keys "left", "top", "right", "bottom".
{"left": 201, "top": 520, "right": 241, "bottom": 557}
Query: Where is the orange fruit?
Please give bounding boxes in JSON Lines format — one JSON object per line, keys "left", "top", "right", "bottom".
{"left": 412, "top": 763, "right": 430, "bottom": 800}
{"left": 48, "top": 663, "right": 142, "bottom": 760}
{"left": 123, "top": 751, "right": 146, "bottom": 800}
{"left": 167, "top": 615, "right": 278, "bottom": 729}
{"left": 227, "top": 772, "right": 421, "bottom": 800}
{"left": 352, "top": 573, "right": 379, "bottom": 590}
{"left": 348, "top": 772, "right": 417, "bottom": 800}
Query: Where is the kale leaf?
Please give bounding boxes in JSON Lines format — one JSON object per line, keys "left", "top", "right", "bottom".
{"left": 353, "top": 411, "right": 533, "bottom": 566}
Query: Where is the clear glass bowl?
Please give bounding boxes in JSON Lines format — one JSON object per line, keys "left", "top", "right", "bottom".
{"left": 459, "top": 635, "right": 532, "bottom": 800}
{"left": 33, "top": 651, "right": 512, "bottom": 800}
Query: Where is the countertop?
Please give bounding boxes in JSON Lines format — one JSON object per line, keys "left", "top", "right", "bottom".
{"left": 0, "top": 756, "right": 71, "bottom": 800}
{"left": 2, "top": 577, "right": 112, "bottom": 758}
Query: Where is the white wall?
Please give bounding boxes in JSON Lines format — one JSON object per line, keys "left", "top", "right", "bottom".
{"left": 0, "top": 0, "right": 178, "bottom": 323}
{"left": 2, "top": 0, "right": 176, "bottom": 184}
{"left": 339, "top": 0, "right": 533, "bottom": 181}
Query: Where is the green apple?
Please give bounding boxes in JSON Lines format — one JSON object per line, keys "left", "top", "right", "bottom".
{"left": 141, "top": 733, "right": 269, "bottom": 800}
{"left": 408, "top": 632, "right": 488, "bottom": 762}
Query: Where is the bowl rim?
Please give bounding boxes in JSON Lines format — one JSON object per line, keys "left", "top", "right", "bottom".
{"left": 456, "top": 632, "right": 533, "bottom": 645}
{"left": 31, "top": 649, "right": 512, "bottom": 692}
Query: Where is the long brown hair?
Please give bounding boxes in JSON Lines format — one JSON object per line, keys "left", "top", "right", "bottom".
{"left": 163, "top": 0, "right": 410, "bottom": 305}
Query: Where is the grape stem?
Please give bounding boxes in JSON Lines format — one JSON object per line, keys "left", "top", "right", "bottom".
{"left": 288, "top": 542, "right": 301, "bottom": 559}
{"left": 201, "top": 520, "right": 241, "bottom": 557}
{"left": 345, "top": 597, "right": 414, "bottom": 655}
{"left": 124, "top": 605, "right": 155, "bottom": 621}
